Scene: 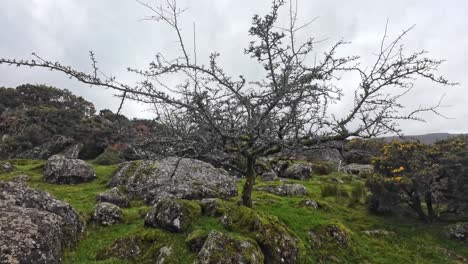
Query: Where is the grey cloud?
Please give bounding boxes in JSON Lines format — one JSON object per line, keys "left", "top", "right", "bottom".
{"left": 0, "top": 0, "right": 466, "bottom": 134}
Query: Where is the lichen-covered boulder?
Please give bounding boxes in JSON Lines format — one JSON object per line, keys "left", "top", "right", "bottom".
{"left": 282, "top": 163, "right": 312, "bottom": 180}
{"left": 44, "top": 155, "right": 96, "bottom": 184}
{"left": 144, "top": 199, "right": 201, "bottom": 232}
{"left": 0, "top": 181, "right": 84, "bottom": 264}
{"left": 96, "top": 187, "right": 130, "bottom": 208}
{"left": 221, "top": 206, "right": 301, "bottom": 264}
{"left": 196, "top": 230, "right": 264, "bottom": 264}
{"left": 446, "top": 222, "right": 468, "bottom": 242}
{"left": 94, "top": 202, "right": 123, "bottom": 226}
{"left": 307, "top": 224, "right": 351, "bottom": 249}
{"left": 110, "top": 158, "right": 237, "bottom": 204}
{"left": 257, "top": 183, "right": 309, "bottom": 196}
{"left": 260, "top": 171, "right": 279, "bottom": 182}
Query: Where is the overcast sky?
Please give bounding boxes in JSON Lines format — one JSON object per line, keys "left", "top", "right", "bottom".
{"left": 0, "top": 0, "right": 467, "bottom": 135}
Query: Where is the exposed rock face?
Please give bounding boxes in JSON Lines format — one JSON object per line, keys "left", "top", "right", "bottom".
{"left": 0, "top": 161, "right": 14, "bottom": 173}
{"left": 96, "top": 187, "right": 130, "bottom": 208}
{"left": 221, "top": 206, "right": 301, "bottom": 264}
{"left": 196, "top": 230, "right": 264, "bottom": 264}
{"left": 110, "top": 158, "right": 238, "bottom": 204}
{"left": 342, "top": 163, "right": 373, "bottom": 176}
{"left": 0, "top": 181, "right": 84, "bottom": 264}
{"left": 282, "top": 163, "right": 312, "bottom": 180}
{"left": 446, "top": 222, "right": 468, "bottom": 242}
{"left": 44, "top": 155, "right": 96, "bottom": 184}
{"left": 16, "top": 135, "right": 75, "bottom": 160}
{"left": 93, "top": 202, "right": 123, "bottom": 226}
{"left": 144, "top": 199, "right": 201, "bottom": 232}
{"left": 60, "top": 143, "right": 84, "bottom": 159}
{"left": 343, "top": 149, "right": 375, "bottom": 165}
{"left": 260, "top": 171, "right": 279, "bottom": 182}
{"left": 257, "top": 184, "right": 309, "bottom": 196}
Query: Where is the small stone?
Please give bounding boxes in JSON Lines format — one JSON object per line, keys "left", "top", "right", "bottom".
{"left": 446, "top": 222, "right": 468, "bottom": 242}
{"left": 12, "top": 174, "right": 30, "bottom": 183}
{"left": 362, "top": 229, "right": 395, "bottom": 237}
{"left": 94, "top": 202, "right": 123, "bottom": 226}
{"left": 299, "top": 199, "right": 319, "bottom": 209}
{"left": 0, "top": 161, "right": 14, "bottom": 173}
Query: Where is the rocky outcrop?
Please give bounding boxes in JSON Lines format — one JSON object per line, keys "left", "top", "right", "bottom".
{"left": 282, "top": 163, "right": 312, "bottom": 180}
{"left": 221, "top": 206, "right": 301, "bottom": 264}
{"left": 110, "top": 158, "right": 237, "bottom": 204}
{"left": 0, "top": 181, "right": 84, "bottom": 264}
{"left": 144, "top": 199, "right": 201, "bottom": 232}
{"left": 196, "top": 230, "right": 264, "bottom": 264}
{"left": 16, "top": 135, "right": 75, "bottom": 160}
{"left": 257, "top": 184, "right": 309, "bottom": 196}
{"left": 96, "top": 187, "right": 130, "bottom": 208}
{"left": 93, "top": 202, "right": 123, "bottom": 226}
{"left": 44, "top": 155, "right": 96, "bottom": 184}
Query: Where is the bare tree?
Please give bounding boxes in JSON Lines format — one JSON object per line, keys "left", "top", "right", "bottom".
{"left": 0, "top": 0, "right": 455, "bottom": 207}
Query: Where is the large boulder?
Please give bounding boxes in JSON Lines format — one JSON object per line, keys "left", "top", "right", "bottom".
{"left": 221, "top": 206, "right": 301, "bottom": 264}
{"left": 44, "top": 155, "right": 96, "bottom": 184}
{"left": 96, "top": 187, "right": 130, "bottom": 208}
{"left": 93, "top": 202, "right": 123, "bottom": 226}
{"left": 110, "top": 158, "right": 238, "bottom": 204}
{"left": 144, "top": 199, "right": 201, "bottom": 232}
{"left": 60, "top": 143, "right": 84, "bottom": 159}
{"left": 196, "top": 230, "right": 264, "bottom": 264}
{"left": 0, "top": 181, "right": 84, "bottom": 264}
{"left": 257, "top": 184, "right": 309, "bottom": 196}
{"left": 282, "top": 163, "right": 312, "bottom": 180}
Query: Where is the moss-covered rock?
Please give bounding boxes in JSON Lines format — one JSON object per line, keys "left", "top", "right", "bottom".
{"left": 196, "top": 230, "right": 264, "bottom": 264}
{"left": 144, "top": 199, "right": 201, "bottom": 232}
{"left": 221, "top": 206, "right": 302, "bottom": 264}
{"left": 199, "top": 198, "right": 227, "bottom": 217}
{"left": 307, "top": 223, "right": 352, "bottom": 249}
{"left": 186, "top": 230, "right": 209, "bottom": 253}
{"left": 96, "top": 237, "right": 143, "bottom": 261}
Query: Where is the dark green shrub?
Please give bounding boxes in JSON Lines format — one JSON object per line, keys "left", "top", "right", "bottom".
{"left": 93, "top": 149, "right": 122, "bottom": 165}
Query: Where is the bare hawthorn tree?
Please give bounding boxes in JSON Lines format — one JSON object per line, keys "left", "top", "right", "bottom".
{"left": 0, "top": 0, "right": 455, "bottom": 207}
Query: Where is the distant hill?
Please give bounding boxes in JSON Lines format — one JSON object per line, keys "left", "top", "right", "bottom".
{"left": 381, "top": 133, "right": 468, "bottom": 144}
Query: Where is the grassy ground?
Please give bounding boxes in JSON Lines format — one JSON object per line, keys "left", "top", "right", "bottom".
{"left": 1, "top": 159, "right": 467, "bottom": 263}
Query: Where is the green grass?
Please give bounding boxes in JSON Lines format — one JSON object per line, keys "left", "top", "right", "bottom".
{"left": 1, "top": 159, "right": 467, "bottom": 263}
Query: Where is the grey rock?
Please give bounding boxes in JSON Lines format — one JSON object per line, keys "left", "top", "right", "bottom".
{"left": 362, "top": 229, "right": 395, "bottom": 237}
{"left": 446, "top": 222, "right": 468, "bottom": 242}
{"left": 342, "top": 163, "right": 373, "bottom": 176}
{"left": 12, "top": 174, "right": 30, "bottom": 183}
{"left": 0, "top": 161, "right": 14, "bottom": 173}
{"left": 120, "top": 146, "right": 160, "bottom": 161}
{"left": 60, "top": 143, "right": 84, "bottom": 159}
{"left": 144, "top": 199, "right": 201, "bottom": 232}
{"left": 272, "top": 160, "right": 289, "bottom": 176}
{"left": 257, "top": 183, "right": 309, "bottom": 196}
{"left": 155, "top": 246, "right": 173, "bottom": 264}
{"left": 96, "top": 237, "right": 142, "bottom": 261}
{"left": 94, "top": 202, "right": 123, "bottom": 226}
{"left": 196, "top": 230, "right": 264, "bottom": 264}
{"left": 0, "top": 181, "right": 84, "bottom": 264}
{"left": 16, "top": 135, "right": 74, "bottom": 160}
{"left": 298, "top": 199, "right": 319, "bottom": 209}
{"left": 110, "top": 158, "right": 237, "bottom": 204}
{"left": 260, "top": 171, "right": 278, "bottom": 182}
{"left": 96, "top": 187, "right": 130, "bottom": 208}
{"left": 343, "top": 149, "right": 375, "bottom": 164}
{"left": 282, "top": 163, "right": 312, "bottom": 180}
{"left": 44, "top": 155, "right": 96, "bottom": 184}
